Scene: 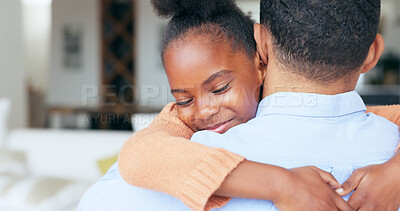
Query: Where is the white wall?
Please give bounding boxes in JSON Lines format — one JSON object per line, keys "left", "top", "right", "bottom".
{"left": 0, "top": 0, "right": 27, "bottom": 129}
{"left": 237, "top": 0, "right": 260, "bottom": 23}
{"left": 381, "top": 0, "right": 400, "bottom": 55}
{"left": 47, "top": 0, "right": 100, "bottom": 108}
{"left": 135, "top": 0, "right": 173, "bottom": 109}
{"left": 22, "top": 3, "right": 51, "bottom": 93}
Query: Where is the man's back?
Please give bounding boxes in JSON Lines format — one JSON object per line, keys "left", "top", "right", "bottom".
{"left": 191, "top": 91, "right": 399, "bottom": 210}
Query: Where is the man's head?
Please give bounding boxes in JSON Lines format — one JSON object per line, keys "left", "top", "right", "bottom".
{"left": 257, "top": 0, "right": 382, "bottom": 84}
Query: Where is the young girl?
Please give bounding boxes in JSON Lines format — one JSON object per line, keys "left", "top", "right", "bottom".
{"left": 118, "top": 0, "right": 400, "bottom": 211}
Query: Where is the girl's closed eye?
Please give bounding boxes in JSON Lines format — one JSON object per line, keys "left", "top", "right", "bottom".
{"left": 212, "top": 82, "right": 232, "bottom": 94}
{"left": 176, "top": 98, "right": 193, "bottom": 106}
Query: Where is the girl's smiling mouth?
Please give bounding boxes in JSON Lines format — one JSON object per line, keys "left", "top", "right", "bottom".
{"left": 200, "top": 118, "right": 234, "bottom": 134}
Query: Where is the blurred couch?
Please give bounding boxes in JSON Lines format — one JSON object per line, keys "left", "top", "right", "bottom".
{"left": 6, "top": 129, "right": 131, "bottom": 182}
{"left": 0, "top": 97, "right": 140, "bottom": 211}
{"left": 0, "top": 129, "right": 132, "bottom": 211}
{"left": 0, "top": 96, "right": 159, "bottom": 211}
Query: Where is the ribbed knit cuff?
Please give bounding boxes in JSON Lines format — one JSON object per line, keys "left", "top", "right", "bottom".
{"left": 178, "top": 148, "right": 245, "bottom": 211}
{"left": 204, "top": 195, "right": 231, "bottom": 211}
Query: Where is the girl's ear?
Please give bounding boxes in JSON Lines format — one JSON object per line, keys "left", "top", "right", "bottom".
{"left": 254, "top": 23, "right": 269, "bottom": 65}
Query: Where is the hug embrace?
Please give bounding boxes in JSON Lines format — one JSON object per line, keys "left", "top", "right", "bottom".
{"left": 79, "top": 0, "right": 400, "bottom": 210}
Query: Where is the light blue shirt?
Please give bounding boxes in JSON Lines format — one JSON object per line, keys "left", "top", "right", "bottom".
{"left": 190, "top": 91, "right": 399, "bottom": 210}
{"left": 78, "top": 91, "right": 399, "bottom": 211}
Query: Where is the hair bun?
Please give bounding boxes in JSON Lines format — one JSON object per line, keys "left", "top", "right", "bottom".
{"left": 151, "top": 0, "right": 236, "bottom": 19}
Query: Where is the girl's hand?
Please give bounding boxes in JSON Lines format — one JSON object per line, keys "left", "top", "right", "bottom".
{"left": 215, "top": 161, "right": 353, "bottom": 210}
{"left": 274, "top": 166, "right": 353, "bottom": 211}
{"left": 339, "top": 161, "right": 400, "bottom": 210}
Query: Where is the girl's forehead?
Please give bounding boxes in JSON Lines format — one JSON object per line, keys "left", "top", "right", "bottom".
{"left": 168, "top": 33, "right": 238, "bottom": 55}
{"left": 164, "top": 37, "right": 244, "bottom": 69}
{"left": 164, "top": 41, "right": 239, "bottom": 78}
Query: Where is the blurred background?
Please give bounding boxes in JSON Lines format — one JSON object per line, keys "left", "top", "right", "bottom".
{"left": 0, "top": 0, "right": 398, "bottom": 210}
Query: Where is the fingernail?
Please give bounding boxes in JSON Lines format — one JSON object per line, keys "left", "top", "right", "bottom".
{"left": 335, "top": 188, "right": 343, "bottom": 193}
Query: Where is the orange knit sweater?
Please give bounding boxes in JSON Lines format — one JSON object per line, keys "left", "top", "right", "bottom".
{"left": 118, "top": 103, "right": 400, "bottom": 211}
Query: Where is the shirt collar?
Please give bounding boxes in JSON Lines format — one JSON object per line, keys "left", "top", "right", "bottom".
{"left": 255, "top": 91, "right": 367, "bottom": 118}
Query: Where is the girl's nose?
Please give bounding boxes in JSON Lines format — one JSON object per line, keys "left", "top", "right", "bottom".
{"left": 195, "top": 105, "right": 220, "bottom": 121}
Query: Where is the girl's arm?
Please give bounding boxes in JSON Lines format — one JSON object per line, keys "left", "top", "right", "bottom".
{"left": 367, "top": 105, "right": 400, "bottom": 126}
{"left": 118, "top": 103, "right": 245, "bottom": 211}
{"left": 118, "top": 103, "right": 350, "bottom": 211}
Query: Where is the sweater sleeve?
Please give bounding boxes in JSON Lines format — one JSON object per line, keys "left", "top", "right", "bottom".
{"left": 118, "top": 103, "right": 245, "bottom": 211}
{"left": 366, "top": 105, "right": 400, "bottom": 150}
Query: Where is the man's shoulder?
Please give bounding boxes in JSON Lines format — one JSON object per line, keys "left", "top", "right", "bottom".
{"left": 365, "top": 112, "right": 399, "bottom": 132}
{"left": 190, "top": 115, "right": 279, "bottom": 147}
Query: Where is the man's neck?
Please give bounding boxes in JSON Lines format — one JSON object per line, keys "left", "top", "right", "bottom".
{"left": 262, "top": 67, "right": 359, "bottom": 99}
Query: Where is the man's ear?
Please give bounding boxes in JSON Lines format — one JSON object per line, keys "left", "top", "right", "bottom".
{"left": 254, "top": 23, "right": 269, "bottom": 66}
{"left": 254, "top": 51, "right": 266, "bottom": 85}
{"left": 361, "top": 34, "right": 385, "bottom": 73}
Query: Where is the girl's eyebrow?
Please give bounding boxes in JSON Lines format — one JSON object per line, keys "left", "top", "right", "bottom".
{"left": 171, "top": 88, "right": 186, "bottom": 94}
{"left": 202, "top": 70, "right": 233, "bottom": 86}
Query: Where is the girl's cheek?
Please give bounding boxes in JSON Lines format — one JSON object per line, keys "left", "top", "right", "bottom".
{"left": 232, "top": 86, "right": 259, "bottom": 118}
{"left": 228, "top": 87, "right": 249, "bottom": 108}
{"left": 177, "top": 108, "right": 195, "bottom": 129}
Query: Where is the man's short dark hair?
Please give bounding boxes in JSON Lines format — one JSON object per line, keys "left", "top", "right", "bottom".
{"left": 260, "top": 0, "right": 381, "bottom": 83}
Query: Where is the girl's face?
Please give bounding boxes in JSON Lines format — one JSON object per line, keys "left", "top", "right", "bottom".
{"left": 164, "top": 37, "right": 264, "bottom": 133}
